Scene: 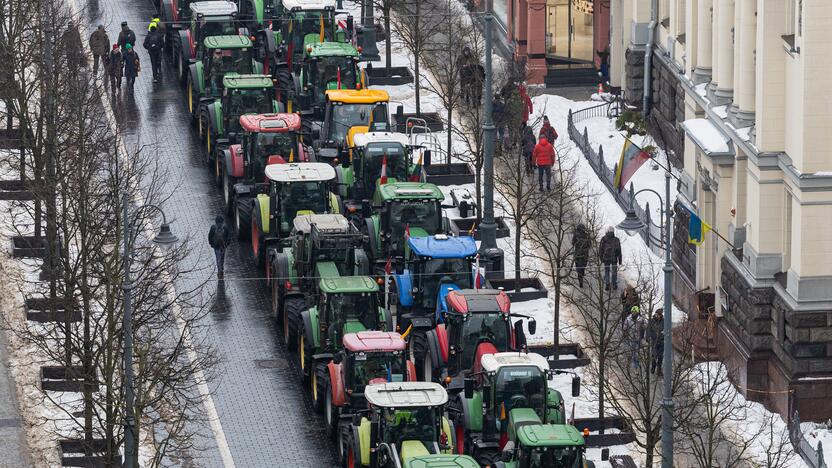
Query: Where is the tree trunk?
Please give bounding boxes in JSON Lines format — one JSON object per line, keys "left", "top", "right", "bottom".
{"left": 446, "top": 106, "right": 452, "bottom": 165}
{"left": 413, "top": 1, "right": 421, "bottom": 115}
{"left": 598, "top": 353, "right": 605, "bottom": 435}
{"left": 475, "top": 156, "right": 482, "bottom": 224}
{"left": 514, "top": 218, "right": 521, "bottom": 292}
{"left": 553, "top": 275, "right": 561, "bottom": 359}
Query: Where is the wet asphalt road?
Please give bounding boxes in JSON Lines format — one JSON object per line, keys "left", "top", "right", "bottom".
{"left": 80, "top": 0, "right": 340, "bottom": 465}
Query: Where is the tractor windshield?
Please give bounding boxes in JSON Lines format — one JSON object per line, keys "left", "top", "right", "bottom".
{"left": 328, "top": 103, "right": 389, "bottom": 143}
{"left": 362, "top": 143, "right": 407, "bottom": 187}
{"left": 390, "top": 201, "right": 440, "bottom": 239}
{"left": 312, "top": 56, "right": 358, "bottom": 91}
{"left": 382, "top": 407, "right": 437, "bottom": 446}
{"left": 289, "top": 12, "right": 334, "bottom": 50}
{"left": 229, "top": 89, "right": 273, "bottom": 117}
{"left": 458, "top": 313, "right": 509, "bottom": 368}
{"left": 521, "top": 445, "right": 581, "bottom": 468}
{"left": 351, "top": 352, "right": 405, "bottom": 394}
{"left": 199, "top": 19, "right": 237, "bottom": 37}
{"left": 211, "top": 48, "right": 254, "bottom": 75}
{"left": 331, "top": 293, "right": 378, "bottom": 322}
{"left": 280, "top": 181, "right": 328, "bottom": 219}
{"left": 416, "top": 257, "right": 472, "bottom": 311}
{"left": 494, "top": 366, "right": 547, "bottom": 422}
{"left": 252, "top": 133, "right": 296, "bottom": 180}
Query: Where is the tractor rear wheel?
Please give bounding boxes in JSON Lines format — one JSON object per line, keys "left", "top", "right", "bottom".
{"left": 222, "top": 171, "right": 235, "bottom": 215}
{"left": 275, "top": 67, "right": 294, "bottom": 111}
{"left": 409, "top": 332, "right": 427, "bottom": 379}
{"left": 213, "top": 144, "right": 223, "bottom": 187}
{"left": 298, "top": 330, "right": 311, "bottom": 385}
{"left": 251, "top": 216, "right": 265, "bottom": 268}
{"left": 324, "top": 377, "right": 339, "bottom": 439}
{"left": 311, "top": 362, "right": 327, "bottom": 413}
{"left": 234, "top": 201, "right": 249, "bottom": 241}
{"left": 270, "top": 280, "right": 281, "bottom": 321}
{"left": 422, "top": 344, "right": 434, "bottom": 383}
{"left": 283, "top": 297, "right": 303, "bottom": 350}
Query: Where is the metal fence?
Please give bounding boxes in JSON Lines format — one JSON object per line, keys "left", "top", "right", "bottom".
{"left": 790, "top": 411, "right": 828, "bottom": 468}
{"left": 567, "top": 108, "right": 664, "bottom": 257}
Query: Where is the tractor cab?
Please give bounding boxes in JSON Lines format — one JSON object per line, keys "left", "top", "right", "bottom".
{"left": 365, "top": 183, "right": 446, "bottom": 268}
{"left": 336, "top": 131, "right": 414, "bottom": 204}
{"left": 315, "top": 89, "right": 390, "bottom": 163}
{"left": 275, "top": 0, "right": 354, "bottom": 67}
{"left": 497, "top": 424, "right": 591, "bottom": 468}
{"left": 297, "top": 42, "right": 362, "bottom": 115}
{"left": 187, "top": 35, "right": 261, "bottom": 111}
{"left": 174, "top": 1, "right": 241, "bottom": 83}
{"left": 402, "top": 236, "right": 478, "bottom": 317}
{"left": 342, "top": 382, "right": 461, "bottom": 467}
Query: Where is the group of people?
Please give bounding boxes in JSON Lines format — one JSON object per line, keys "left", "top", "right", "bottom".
{"left": 522, "top": 115, "right": 559, "bottom": 191}
{"left": 622, "top": 290, "right": 665, "bottom": 375}
{"left": 87, "top": 18, "right": 165, "bottom": 91}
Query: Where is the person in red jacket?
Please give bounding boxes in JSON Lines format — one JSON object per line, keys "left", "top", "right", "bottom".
{"left": 539, "top": 115, "right": 558, "bottom": 143}
{"left": 532, "top": 135, "right": 556, "bottom": 191}
{"left": 519, "top": 83, "right": 533, "bottom": 125}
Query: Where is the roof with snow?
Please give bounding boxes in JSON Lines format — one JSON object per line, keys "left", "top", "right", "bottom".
{"left": 352, "top": 131, "right": 410, "bottom": 148}
{"left": 480, "top": 352, "right": 549, "bottom": 373}
{"left": 281, "top": 0, "right": 336, "bottom": 10}
{"left": 408, "top": 235, "right": 477, "bottom": 259}
{"left": 265, "top": 162, "right": 335, "bottom": 182}
{"left": 682, "top": 118, "right": 734, "bottom": 161}
{"left": 292, "top": 213, "right": 348, "bottom": 233}
{"left": 365, "top": 382, "right": 448, "bottom": 408}
{"left": 190, "top": 1, "right": 237, "bottom": 16}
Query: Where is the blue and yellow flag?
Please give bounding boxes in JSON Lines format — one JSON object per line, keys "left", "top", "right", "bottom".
{"left": 686, "top": 206, "right": 712, "bottom": 245}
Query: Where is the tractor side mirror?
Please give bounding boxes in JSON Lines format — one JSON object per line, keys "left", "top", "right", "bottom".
{"left": 528, "top": 319, "right": 537, "bottom": 336}
{"left": 514, "top": 321, "right": 527, "bottom": 350}
{"left": 464, "top": 378, "right": 474, "bottom": 399}
{"left": 482, "top": 384, "right": 491, "bottom": 408}
{"left": 572, "top": 375, "right": 581, "bottom": 397}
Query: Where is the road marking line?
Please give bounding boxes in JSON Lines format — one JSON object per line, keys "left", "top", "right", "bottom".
{"left": 68, "top": 3, "right": 237, "bottom": 466}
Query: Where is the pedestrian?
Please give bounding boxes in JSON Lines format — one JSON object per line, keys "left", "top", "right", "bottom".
{"left": 522, "top": 123, "right": 536, "bottom": 175}
{"left": 518, "top": 82, "right": 533, "bottom": 126}
{"left": 493, "top": 96, "right": 506, "bottom": 143}
{"left": 598, "top": 226, "right": 622, "bottom": 290}
{"left": 117, "top": 21, "right": 136, "bottom": 52}
{"left": 620, "top": 285, "right": 640, "bottom": 325}
{"left": 532, "top": 135, "right": 555, "bottom": 191}
{"left": 624, "top": 306, "right": 646, "bottom": 368}
{"left": 143, "top": 23, "right": 164, "bottom": 82}
{"left": 647, "top": 308, "right": 664, "bottom": 375}
{"left": 122, "top": 44, "right": 140, "bottom": 90}
{"left": 572, "top": 224, "right": 590, "bottom": 288}
{"left": 209, "top": 215, "right": 231, "bottom": 279}
{"left": 106, "top": 44, "right": 123, "bottom": 90}
{"left": 539, "top": 115, "right": 558, "bottom": 143}
{"left": 88, "top": 25, "right": 110, "bottom": 75}
{"left": 62, "top": 20, "right": 85, "bottom": 72}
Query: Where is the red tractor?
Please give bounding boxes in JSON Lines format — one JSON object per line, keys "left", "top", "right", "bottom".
{"left": 323, "top": 331, "right": 416, "bottom": 453}
{"left": 422, "top": 289, "right": 537, "bottom": 388}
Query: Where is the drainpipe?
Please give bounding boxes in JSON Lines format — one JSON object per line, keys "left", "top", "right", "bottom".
{"left": 642, "top": 0, "right": 658, "bottom": 114}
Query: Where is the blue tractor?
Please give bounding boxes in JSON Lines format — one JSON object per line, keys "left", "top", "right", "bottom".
{"left": 389, "top": 234, "right": 482, "bottom": 381}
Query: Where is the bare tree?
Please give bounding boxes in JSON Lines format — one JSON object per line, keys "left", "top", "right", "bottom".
{"left": 752, "top": 414, "right": 796, "bottom": 468}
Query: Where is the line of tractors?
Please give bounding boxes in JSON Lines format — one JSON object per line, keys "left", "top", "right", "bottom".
{"left": 157, "top": 0, "right": 596, "bottom": 466}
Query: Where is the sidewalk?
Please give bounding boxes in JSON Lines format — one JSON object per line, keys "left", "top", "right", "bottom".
{"left": 0, "top": 328, "right": 30, "bottom": 468}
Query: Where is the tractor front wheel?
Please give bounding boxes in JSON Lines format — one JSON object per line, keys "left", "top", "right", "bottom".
{"left": 251, "top": 215, "right": 265, "bottom": 268}
{"left": 283, "top": 297, "right": 303, "bottom": 350}
{"left": 311, "top": 362, "right": 327, "bottom": 413}
{"left": 298, "top": 331, "right": 311, "bottom": 385}
{"left": 213, "top": 143, "right": 222, "bottom": 187}
{"left": 222, "top": 171, "right": 235, "bottom": 215}
{"left": 270, "top": 280, "right": 281, "bottom": 321}
{"left": 234, "top": 201, "right": 249, "bottom": 241}
{"left": 409, "top": 332, "right": 428, "bottom": 379}
{"left": 324, "top": 377, "right": 339, "bottom": 439}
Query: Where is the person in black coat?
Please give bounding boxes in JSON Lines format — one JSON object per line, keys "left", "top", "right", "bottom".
{"left": 646, "top": 308, "right": 664, "bottom": 375}
{"left": 122, "top": 44, "right": 140, "bottom": 90}
{"left": 117, "top": 21, "right": 136, "bottom": 52}
{"left": 522, "top": 124, "right": 536, "bottom": 175}
{"left": 598, "top": 226, "right": 622, "bottom": 290}
{"left": 572, "top": 224, "right": 590, "bottom": 288}
{"left": 143, "top": 23, "right": 164, "bottom": 82}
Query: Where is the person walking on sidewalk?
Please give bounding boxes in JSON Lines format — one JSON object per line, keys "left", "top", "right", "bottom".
{"left": 599, "top": 226, "right": 622, "bottom": 290}
{"left": 88, "top": 25, "right": 110, "bottom": 75}
{"left": 209, "top": 216, "right": 231, "bottom": 279}
{"left": 143, "top": 23, "right": 164, "bottom": 82}
{"left": 620, "top": 285, "right": 640, "bottom": 324}
{"left": 123, "top": 44, "right": 140, "bottom": 90}
{"left": 532, "top": 135, "right": 555, "bottom": 191}
{"left": 538, "top": 115, "right": 558, "bottom": 143}
{"left": 522, "top": 123, "right": 536, "bottom": 175}
{"left": 624, "top": 306, "right": 645, "bottom": 368}
{"left": 572, "top": 224, "right": 590, "bottom": 288}
{"left": 117, "top": 21, "right": 136, "bottom": 52}
{"left": 647, "top": 308, "right": 664, "bottom": 375}
{"left": 106, "top": 44, "right": 123, "bottom": 90}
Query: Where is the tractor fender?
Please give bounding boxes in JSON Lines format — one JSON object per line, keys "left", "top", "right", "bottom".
{"left": 545, "top": 388, "right": 565, "bottom": 424}
{"left": 161, "top": 0, "right": 177, "bottom": 24}
{"left": 327, "top": 361, "right": 346, "bottom": 406}
{"left": 393, "top": 270, "right": 414, "bottom": 307}
{"left": 190, "top": 62, "right": 204, "bottom": 95}
{"left": 227, "top": 144, "right": 244, "bottom": 178}
{"left": 252, "top": 194, "right": 270, "bottom": 234}
{"left": 206, "top": 101, "right": 223, "bottom": 137}
{"left": 273, "top": 100, "right": 285, "bottom": 114}
{"left": 357, "top": 417, "right": 371, "bottom": 466}
{"left": 301, "top": 307, "right": 320, "bottom": 349}
{"left": 435, "top": 283, "right": 461, "bottom": 321}
{"left": 459, "top": 392, "right": 483, "bottom": 433}
{"left": 300, "top": 143, "right": 314, "bottom": 162}
{"left": 353, "top": 248, "right": 369, "bottom": 276}
{"left": 334, "top": 166, "right": 349, "bottom": 198}
{"left": 378, "top": 307, "right": 392, "bottom": 332}
{"left": 406, "top": 360, "right": 416, "bottom": 381}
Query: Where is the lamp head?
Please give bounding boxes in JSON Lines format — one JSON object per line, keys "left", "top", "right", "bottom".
{"left": 617, "top": 209, "right": 645, "bottom": 236}
{"left": 153, "top": 223, "right": 179, "bottom": 246}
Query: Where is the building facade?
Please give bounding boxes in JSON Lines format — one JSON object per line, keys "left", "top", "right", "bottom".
{"left": 478, "top": 0, "right": 611, "bottom": 84}
{"left": 611, "top": 0, "right": 832, "bottom": 421}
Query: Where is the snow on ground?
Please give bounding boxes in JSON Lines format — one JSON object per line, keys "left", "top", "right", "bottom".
{"left": 802, "top": 421, "right": 832, "bottom": 465}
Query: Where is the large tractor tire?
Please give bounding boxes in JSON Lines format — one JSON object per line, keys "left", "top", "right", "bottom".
{"left": 213, "top": 146, "right": 223, "bottom": 187}
{"left": 364, "top": 218, "right": 379, "bottom": 263}
{"left": 298, "top": 326, "right": 312, "bottom": 385}
{"left": 186, "top": 77, "right": 198, "bottom": 122}
{"left": 275, "top": 66, "right": 295, "bottom": 111}
{"left": 408, "top": 332, "right": 428, "bottom": 381}
{"left": 250, "top": 215, "right": 265, "bottom": 268}
{"left": 311, "top": 362, "right": 327, "bottom": 413}
{"left": 342, "top": 426, "right": 362, "bottom": 468}
{"left": 234, "top": 201, "right": 250, "bottom": 241}
{"left": 324, "top": 377, "right": 339, "bottom": 439}
{"left": 222, "top": 170, "right": 235, "bottom": 216}
{"left": 283, "top": 296, "right": 304, "bottom": 350}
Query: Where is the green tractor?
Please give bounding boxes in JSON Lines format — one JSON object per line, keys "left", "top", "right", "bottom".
{"left": 335, "top": 131, "right": 422, "bottom": 210}
{"left": 220, "top": 113, "right": 312, "bottom": 216}
{"left": 245, "top": 163, "right": 341, "bottom": 264}
{"left": 341, "top": 382, "right": 477, "bottom": 468}
{"left": 199, "top": 74, "right": 282, "bottom": 177}
{"left": 495, "top": 424, "right": 594, "bottom": 468}
{"left": 364, "top": 183, "right": 448, "bottom": 271}
{"left": 173, "top": 1, "right": 242, "bottom": 84}
{"left": 299, "top": 278, "right": 394, "bottom": 406}
{"left": 275, "top": 0, "right": 353, "bottom": 71}
{"left": 453, "top": 352, "right": 576, "bottom": 465}
{"left": 323, "top": 331, "right": 415, "bottom": 441}
{"left": 267, "top": 213, "right": 365, "bottom": 347}
{"left": 288, "top": 41, "right": 363, "bottom": 117}
{"left": 186, "top": 35, "right": 264, "bottom": 119}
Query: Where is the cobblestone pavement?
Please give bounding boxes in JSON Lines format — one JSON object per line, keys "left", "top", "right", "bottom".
{"left": 80, "top": 0, "right": 339, "bottom": 466}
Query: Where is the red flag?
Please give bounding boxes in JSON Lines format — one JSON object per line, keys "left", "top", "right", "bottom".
{"left": 380, "top": 153, "right": 388, "bottom": 185}
{"left": 405, "top": 223, "right": 410, "bottom": 240}
{"left": 384, "top": 258, "right": 392, "bottom": 275}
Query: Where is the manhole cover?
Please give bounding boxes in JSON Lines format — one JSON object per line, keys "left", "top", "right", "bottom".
{"left": 255, "top": 359, "right": 288, "bottom": 369}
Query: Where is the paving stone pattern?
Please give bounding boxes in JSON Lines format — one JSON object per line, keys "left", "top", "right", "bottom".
{"left": 81, "top": 0, "right": 339, "bottom": 465}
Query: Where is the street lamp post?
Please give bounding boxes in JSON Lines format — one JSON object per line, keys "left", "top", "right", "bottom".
{"left": 121, "top": 195, "right": 178, "bottom": 468}
{"left": 617, "top": 170, "right": 674, "bottom": 467}
{"left": 359, "top": 0, "right": 380, "bottom": 61}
